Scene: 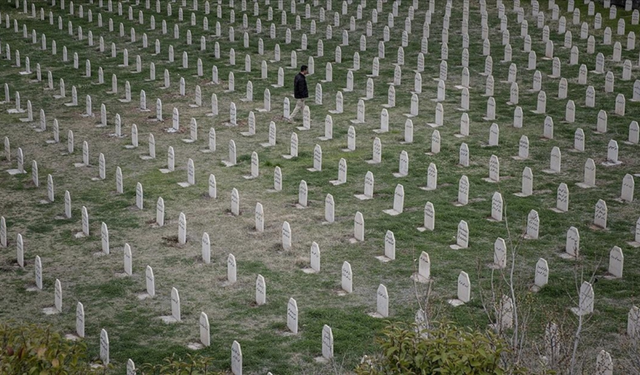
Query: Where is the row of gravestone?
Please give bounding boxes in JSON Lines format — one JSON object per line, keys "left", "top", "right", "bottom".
{"left": 9, "top": 4, "right": 632, "bottom": 138}
{"left": 3, "top": 0, "right": 636, "bottom": 258}
{"left": 6, "top": 198, "right": 637, "bottom": 371}
{"left": 7, "top": 0, "right": 636, "bottom": 142}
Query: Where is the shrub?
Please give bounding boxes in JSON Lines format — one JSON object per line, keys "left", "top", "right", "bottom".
{"left": 0, "top": 322, "right": 106, "bottom": 374}
{"left": 355, "top": 321, "right": 530, "bottom": 375}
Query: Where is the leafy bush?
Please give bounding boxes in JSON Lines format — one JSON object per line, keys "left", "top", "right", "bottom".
{"left": 0, "top": 322, "right": 107, "bottom": 374}
{"left": 139, "top": 353, "right": 224, "bottom": 375}
{"left": 355, "top": 321, "right": 529, "bottom": 375}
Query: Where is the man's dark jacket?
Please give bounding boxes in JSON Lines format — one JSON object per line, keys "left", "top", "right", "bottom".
{"left": 294, "top": 72, "right": 308, "bottom": 99}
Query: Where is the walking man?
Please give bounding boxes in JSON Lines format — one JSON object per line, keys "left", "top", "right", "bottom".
{"left": 288, "top": 65, "right": 309, "bottom": 121}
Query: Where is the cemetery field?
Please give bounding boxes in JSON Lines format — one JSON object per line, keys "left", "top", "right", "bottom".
{"left": 0, "top": 0, "right": 640, "bottom": 373}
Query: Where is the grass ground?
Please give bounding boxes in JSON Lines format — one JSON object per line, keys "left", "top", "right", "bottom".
{"left": 0, "top": 0, "right": 639, "bottom": 373}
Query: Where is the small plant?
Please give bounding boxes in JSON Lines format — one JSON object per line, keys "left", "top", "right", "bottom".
{"left": 139, "top": 353, "right": 223, "bottom": 375}
{"left": 0, "top": 321, "right": 107, "bottom": 374}
{"left": 355, "top": 321, "right": 531, "bottom": 375}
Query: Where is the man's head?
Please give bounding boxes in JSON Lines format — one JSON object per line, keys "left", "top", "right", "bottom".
{"left": 300, "top": 65, "right": 308, "bottom": 75}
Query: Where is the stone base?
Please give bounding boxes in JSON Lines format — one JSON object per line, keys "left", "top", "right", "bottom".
{"left": 124, "top": 145, "right": 137, "bottom": 149}
{"left": 365, "top": 159, "right": 380, "bottom": 164}
{"left": 307, "top": 167, "right": 320, "bottom": 172}
{"left": 295, "top": 203, "right": 307, "bottom": 209}
{"left": 480, "top": 143, "right": 498, "bottom": 148}
{"left": 570, "top": 307, "right": 590, "bottom": 316}
{"left": 416, "top": 226, "right": 433, "bottom": 232}
{"left": 348, "top": 238, "right": 361, "bottom": 244}
{"left": 282, "top": 154, "right": 296, "bottom": 160}
{"left": 314, "top": 356, "right": 330, "bottom": 364}
{"left": 354, "top": 194, "right": 372, "bottom": 200}
{"left": 65, "top": 334, "right": 81, "bottom": 341}
{"left": 296, "top": 126, "right": 310, "bottom": 131}
{"left": 371, "top": 128, "right": 389, "bottom": 135}
{"left": 242, "top": 175, "right": 257, "bottom": 180}
{"left": 350, "top": 119, "right": 364, "bottom": 124}
{"left": 160, "top": 316, "right": 180, "bottom": 324}
{"left": 452, "top": 201, "right": 467, "bottom": 207}
{"left": 375, "top": 255, "right": 393, "bottom": 263}
{"left": 140, "top": 155, "right": 154, "bottom": 160}
{"left": 410, "top": 273, "right": 430, "bottom": 283}
{"left": 158, "top": 168, "right": 173, "bottom": 174}
{"left": 514, "top": 192, "right": 532, "bottom": 197}
{"left": 221, "top": 160, "right": 236, "bottom": 167}
{"left": 482, "top": 177, "right": 499, "bottom": 183}
{"left": 542, "top": 169, "right": 559, "bottom": 174}
{"left": 426, "top": 122, "right": 442, "bottom": 128}
{"left": 182, "top": 139, "right": 195, "bottom": 143}
{"left": 448, "top": 299, "right": 465, "bottom": 307}
{"left": 6, "top": 169, "right": 26, "bottom": 175}
{"left": 43, "top": 307, "right": 60, "bottom": 315}
{"left": 329, "top": 179, "right": 345, "bottom": 186}
{"left": 549, "top": 207, "right": 567, "bottom": 213}
{"left": 318, "top": 136, "right": 332, "bottom": 141}
{"left": 328, "top": 110, "right": 343, "bottom": 114}
{"left": 449, "top": 244, "right": 467, "bottom": 250}
{"left": 240, "top": 131, "right": 255, "bottom": 137}
{"left": 367, "top": 312, "right": 386, "bottom": 318}
{"left": 601, "top": 160, "right": 623, "bottom": 167}
{"left": 177, "top": 182, "right": 192, "bottom": 188}
{"left": 383, "top": 209, "right": 401, "bottom": 216}
{"left": 392, "top": 172, "right": 407, "bottom": 178}
{"left": 261, "top": 142, "right": 275, "bottom": 148}
{"left": 419, "top": 186, "right": 436, "bottom": 191}
{"left": 301, "top": 268, "right": 318, "bottom": 274}
{"left": 627, "top": 241, "right": 640, "bottom": 248}
{"left": 74, "top": 232, "right": 87, "bottom": 239}
{"left": 575, "top": 182, "right": 594, "bottom": 189}
{"left": 187, "top": 342, "right": 205, "bottom": 350}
